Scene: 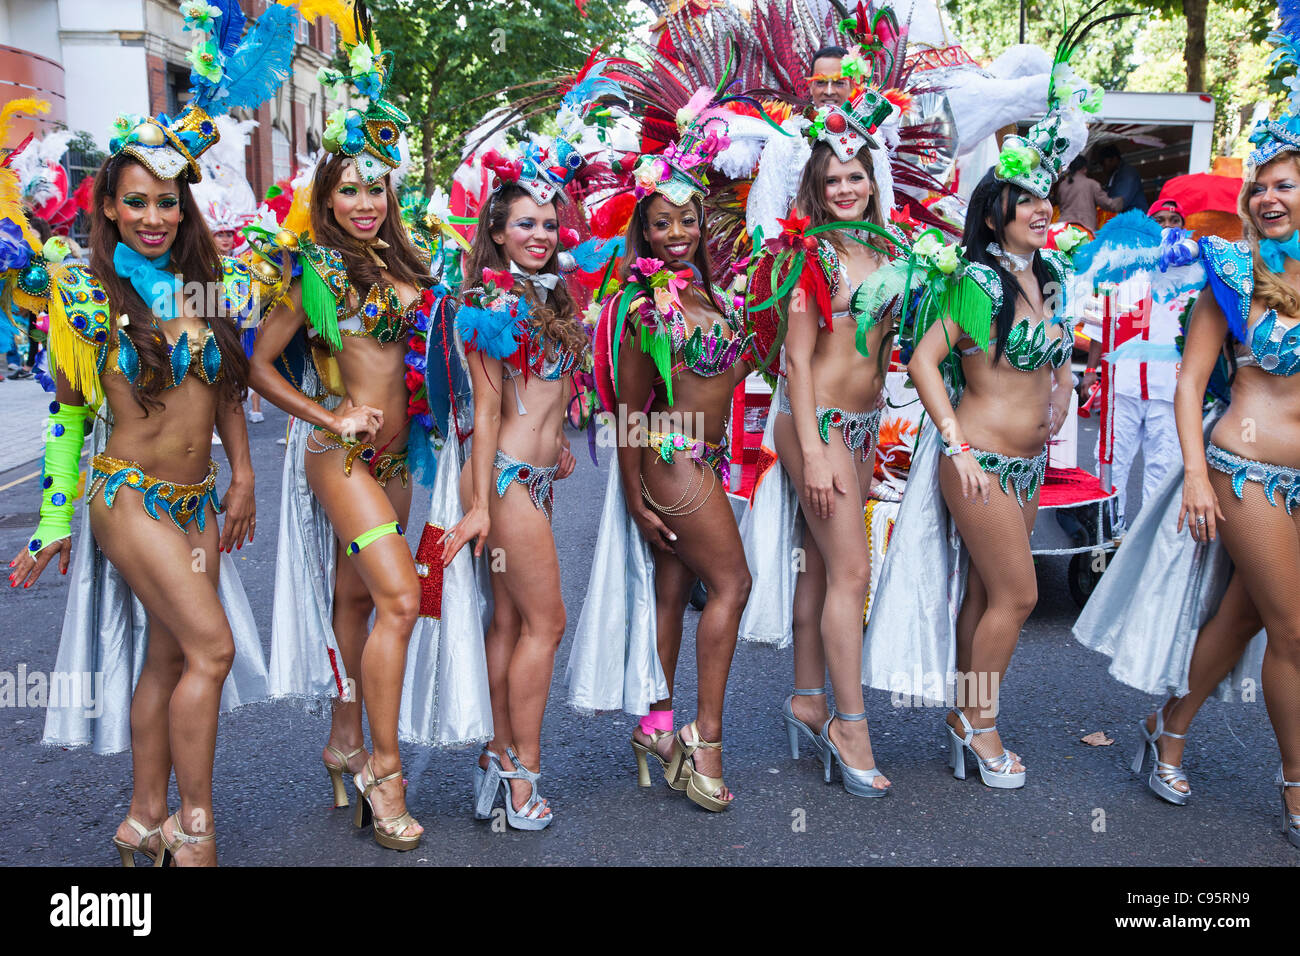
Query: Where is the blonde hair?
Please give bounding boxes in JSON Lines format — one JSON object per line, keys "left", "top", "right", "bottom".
{"left": 1239, "top": 153, "right": 1300, "bottom": 318}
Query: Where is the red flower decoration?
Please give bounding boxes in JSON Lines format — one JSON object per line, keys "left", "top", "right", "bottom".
{"left": 405, "top": 369, "right": 424, "bottom": 393}
{"left": 408, "top": 335, "right": 426, "bottom": 355}
{"left": 774, "top": 212, "right": 818, "bottom": 252}
{"left": 483, "top": 267, "right": 515, "bottom": 292}
{"left": 559, "top": 227, "right": 580, "bottom": 249}
{"left": 480, "top": 149, "right": 522, "bottom": 184}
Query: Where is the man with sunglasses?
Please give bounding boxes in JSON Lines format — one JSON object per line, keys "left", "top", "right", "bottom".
{"left": 807, "top": 45, "right": 855, "bottom": 108}
{"left": 747, "top": 45, "right": 862, "bottom": 239}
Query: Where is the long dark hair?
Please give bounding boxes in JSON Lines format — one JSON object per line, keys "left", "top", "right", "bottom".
{"left": 309, "top": 153, "right": 430, "bottom": 297}
{"left": 793, "top": 141, "right": 885, "bottom": 253}
{"left": 619, "top": 193, "right": 722, "bottom": 317}
{"left": 89, "top": 153, "right": 247, "bottom": 411}
{"left": 461, "top": 182, "right": 587, "bottom": 357}
{"left": 963, "top": 169, "right": 1054, "bottom": 364}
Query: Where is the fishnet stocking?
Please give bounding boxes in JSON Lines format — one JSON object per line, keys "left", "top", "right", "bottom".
{"left": 939, "top": 456, "right": 1038, "bottom": 769}
{"left": 1208, "top": 469, "right": 1300, "bottom": 799}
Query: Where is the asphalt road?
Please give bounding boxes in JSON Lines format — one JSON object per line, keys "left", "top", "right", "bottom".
{"left": 0, "top": 404, "right": 1295, "bottom": 867}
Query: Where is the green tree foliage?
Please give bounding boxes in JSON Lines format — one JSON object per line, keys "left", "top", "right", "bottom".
{"left": 939, "top": 0, "right": 1145, "bottom": 92}
{"left": 367, "top": 0, "right": 643, "bottom": 194}
{"left": 1129, "top": 4, "right": 1283, "bottom": 156}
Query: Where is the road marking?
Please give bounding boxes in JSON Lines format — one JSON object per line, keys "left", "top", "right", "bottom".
{"left": 0, "top": 469, "right": 39, "bottom": 493}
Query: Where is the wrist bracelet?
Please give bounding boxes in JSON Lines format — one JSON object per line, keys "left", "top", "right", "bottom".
{"left": 943, "top": 442, "right": 970, "bottom": 457}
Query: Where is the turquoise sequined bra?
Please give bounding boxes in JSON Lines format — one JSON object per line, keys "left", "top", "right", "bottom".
{"left": 1200, "top": 236, "right": 1300, "bottom": 377}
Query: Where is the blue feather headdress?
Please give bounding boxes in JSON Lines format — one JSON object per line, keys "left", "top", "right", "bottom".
{"left": 483, "top": 53, "right": 628, "bottom": 206}
{"left": 109, "top": 1, "right": 298, "bottom": 183}
{"left": 1249, "top": 0, "right": 1300, "bottom": 169}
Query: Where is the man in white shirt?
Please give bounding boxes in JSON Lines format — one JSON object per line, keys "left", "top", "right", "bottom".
{"left": 1077, "top": 205, "right": 1202, "bottom": 531}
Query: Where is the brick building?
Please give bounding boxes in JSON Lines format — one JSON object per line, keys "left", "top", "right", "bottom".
{"left": 0, "top": 0, "right": 348, "bottom": 198}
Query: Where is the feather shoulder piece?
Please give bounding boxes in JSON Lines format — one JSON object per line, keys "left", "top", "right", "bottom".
{"left": 456, "top": 282, "right": 530, "bottom": 363}
{"left": 1198, "top": 236, "right": 1253, "bottom": 344}
{"left": 46, "top": 264, "right": 112, "bottom": 406}
{"left": 296, "top": 236, "right": 350, "bottom": 351}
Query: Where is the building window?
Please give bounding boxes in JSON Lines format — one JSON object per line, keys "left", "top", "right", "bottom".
{"left": 167, "top": 64, "right": 192, "bottom": 115}
{"left": 272, "top": 125, "right": 291, "bottom": 183}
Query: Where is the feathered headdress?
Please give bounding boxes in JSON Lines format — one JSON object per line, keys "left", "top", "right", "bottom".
{"left": 807, "top": 86, "right": 895, "bottom": 162}
{"left": 994, "top": 0, "right": 1129, "bottom": 198}
{"left": 1248, "top": 0, "right": 1300, "bottom": 169}
{"left": 632, "top": 86, "right": 737, "bottom": 207}
{"left": 481, "top": 55, "right": 626, "bottom": 206}
{"left": 109, "top": 0, "right": 299, "bottom": 182}
{"left": 316, "top": 1, "right": 410, "bottom": 183}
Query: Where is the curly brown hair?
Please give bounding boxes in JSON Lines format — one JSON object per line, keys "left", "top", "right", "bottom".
{"left": 460, "top": 183, "right": 588, "bottom": 358}
{"left": 88, "top": 153, "right": 248, "bottom": 412}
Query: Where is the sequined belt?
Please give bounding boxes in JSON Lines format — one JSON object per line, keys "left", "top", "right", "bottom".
{"left": 307, "top": 427, "right": 410, "bottom": 489}
{"left": 88, "top": 454, "right": 221, "bottom": 533}
{"left": 777, "top": 390, "right": 881, "bottom": 461}
{"left": 1207, "top": 443, "right": 1300, "bottom": 514}
{"left": 968, "top": 444, "right": 1048, "bottom": 508}
{"left": 494, "top": 449, "right": 558, "bottom": 518}
{"left": 645, "top": 430, "right": 729, "bottom": 482}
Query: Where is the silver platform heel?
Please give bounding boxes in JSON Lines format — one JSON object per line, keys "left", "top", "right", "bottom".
{"left": 819, "top": 711, "right": 889, "bottom": 798}
{"left": 947, "top": 709, "right": 1026, "bottom": 789}
{"left": 1131, "top": 709, "right": 1190, "bottom": 805}
{"left": 782, "top": 687, "right": 826, "bottom": 760}
{"left": 1277, "top": 766, "right": 1300, "bottom": 849}
{"left": 494, "top": 747, "right": 553, "bottom": 831}
{"left": 472, "top": 746, "right": 499, "bottom": 820}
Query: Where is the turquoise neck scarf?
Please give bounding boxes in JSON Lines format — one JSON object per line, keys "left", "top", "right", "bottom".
{"left": 1259, "top": 230, "right": 1300, "bottom": 275}
{"left": 113, "top": 242, "right": 183, "bottom": 321}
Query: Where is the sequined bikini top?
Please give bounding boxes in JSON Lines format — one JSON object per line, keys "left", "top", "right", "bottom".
{"left": 507, "top": 320, "right": 586, "bottom": 382}
{"left": 1200, "top": 236, "right": 1300, "bottom": 377}
{"left": 962, "top": 317, "right": 1072, "bottom": 372}
{"left": 299, "top": 240, "right": 430, "bottom": 347}
{"left": 953, "top": 251, "right": 1074, "bottom": 374}
{"left": 295, "top": 225, "right": 437, "bottom": 349}
{"left": 57, "top": 259, "right": 251, "bottom": 392}
{"left": 668, "top": 285, "right": 753, "bottom": 379}
{"left": 457, "top": 282, "right": 590, "bottom": 381}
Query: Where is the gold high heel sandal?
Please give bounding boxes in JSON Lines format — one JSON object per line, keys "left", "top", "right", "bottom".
{"left": 666, "top": 721, "right": 732, "bottom": 812}
{"left": 323, "top": 745, "right": 365, "bottom": 808}
{"left": 112, "top": 816, "right": 164, "bottom": 867}
{"left": 353, "top": 759, "right": 423, "bottom": 851}
{"left": 631, "top": 728, "right": 681, "bottom": 789}
{"left": 158, "top": 811, "right": 215, "bottom": 867}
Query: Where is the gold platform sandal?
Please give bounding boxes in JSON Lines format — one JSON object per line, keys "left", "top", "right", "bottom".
{"left": 323, "top": 745, "right": 365, "bottom": 808}
{"left": 158, "top": 811, "right": 215, "bottom": 867}
{"left": 631, "top": 727, "right": 681, "bottom": 789}
{"left": 666, "top": 721, "right": 733, "bottom": 812}
{"left": 353, "top": 758, "right": 423, "bottom": 851}
{"left": 112, "top": 816, "right": 164, "bottom": 867}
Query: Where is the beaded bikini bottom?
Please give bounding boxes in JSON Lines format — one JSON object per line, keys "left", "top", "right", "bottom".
{"left": 307, "top": 427, "right": 410, "bottom": 489}
{"left": 645, "top": 430, "right": 728, "bottom": 482}
{"left": 1207, "top": 443, "right": 1300, "bottom": 514}
{"left": 777, "top": 390, "right": 881, "bottom": 462}
{"left": 967, "top": 444, "right": 1048, "bottom": 508}
{"left": 494, "top": 449, "right": 558, "bottom": 519}
{"left": 89, "top": 454, "right": 221, "bottom": 533}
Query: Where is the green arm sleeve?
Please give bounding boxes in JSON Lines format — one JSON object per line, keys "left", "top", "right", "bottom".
{"left": 27, "top": 401, "right": 90, "bottom": 556}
